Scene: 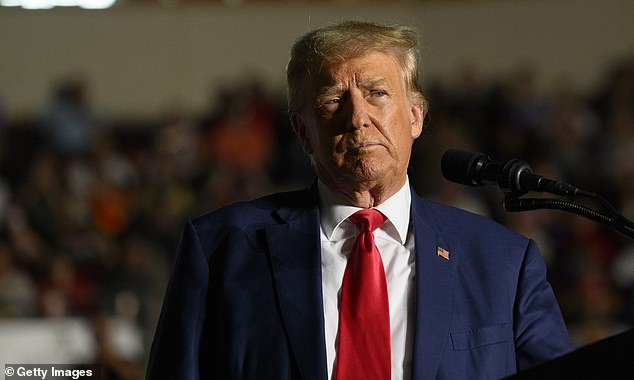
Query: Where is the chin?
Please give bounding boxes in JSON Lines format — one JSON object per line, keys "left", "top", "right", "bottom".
{"left": 345, "top": 160, "right": 394, "bottom": 183}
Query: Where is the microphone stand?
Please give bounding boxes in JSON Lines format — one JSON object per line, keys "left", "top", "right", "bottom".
{"left": 503, "top": 185, "right": 634, "bottom": 380}
{"left": 440, "top": 149, "right": 634, "bottom": 239}
{"left": 503, "top": 190, "right": 634, "bottom": 240}
{"left": 453, "top": 152, "right": 634, "bottom": 379}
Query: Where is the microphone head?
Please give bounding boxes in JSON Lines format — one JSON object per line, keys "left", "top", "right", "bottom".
{"left": 441, "top": 149, "right": 489, "bottom": 187}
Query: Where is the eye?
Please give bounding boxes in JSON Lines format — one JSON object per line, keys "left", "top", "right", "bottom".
{"left": 371, "top": 90, "right": 388, "bottom": 97}
{"left": 323, "top": 97, "right": 341, "bottom": 105}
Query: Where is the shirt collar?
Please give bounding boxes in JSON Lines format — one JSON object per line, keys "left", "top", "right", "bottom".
{"left": 318, "top": 177, "right": 412, "bottom": 244}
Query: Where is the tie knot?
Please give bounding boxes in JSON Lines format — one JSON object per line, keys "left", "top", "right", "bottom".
{"left": 349, "top": 209, "right": 386, "bottom": 232}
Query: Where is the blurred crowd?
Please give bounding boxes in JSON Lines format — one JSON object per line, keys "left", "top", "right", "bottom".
{"left": 0, "top": 56, "right": 632, "bottom": 376}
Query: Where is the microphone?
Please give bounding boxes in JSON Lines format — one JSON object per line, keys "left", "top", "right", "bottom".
{"left": 440, "top": 149, "right": 579, "bottom": 196}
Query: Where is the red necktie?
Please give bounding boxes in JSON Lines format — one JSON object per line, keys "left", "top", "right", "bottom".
{"left": 335, "top": 209, "right": 391, "bottom": 380}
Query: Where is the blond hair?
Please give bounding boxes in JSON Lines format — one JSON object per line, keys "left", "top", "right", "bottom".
{"left": 286, "top": 20, "right": 425, "bottom": 114}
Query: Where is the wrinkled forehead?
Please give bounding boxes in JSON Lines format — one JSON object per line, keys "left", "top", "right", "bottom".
{"left": 307, "top": 52, "right": 405, "bottom": 92}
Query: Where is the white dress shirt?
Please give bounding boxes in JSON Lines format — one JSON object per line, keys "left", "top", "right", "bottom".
{"left": 318, "top": 178, "right": 416, "bottom": 380}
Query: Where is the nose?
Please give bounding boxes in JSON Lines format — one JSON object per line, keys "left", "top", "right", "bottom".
{"left": 346, "top": 92, "right": 370, "bottom": 130}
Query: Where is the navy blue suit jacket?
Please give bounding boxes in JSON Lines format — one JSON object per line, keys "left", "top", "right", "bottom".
{"left": 146, "top": 185, "right": 572, "bottom": 380}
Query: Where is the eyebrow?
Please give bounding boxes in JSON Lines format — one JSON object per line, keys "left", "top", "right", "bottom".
{"left": 316, "top": 78, "right": 390, "bottom": 99}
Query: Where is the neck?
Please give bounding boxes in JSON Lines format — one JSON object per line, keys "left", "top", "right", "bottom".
{"left": 319, "top": 175, "right": 406, "bottom": 208}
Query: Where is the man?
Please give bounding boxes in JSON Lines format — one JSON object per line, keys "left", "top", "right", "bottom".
{"left": 146, "top": 21, "right": 572, "bottom": 380}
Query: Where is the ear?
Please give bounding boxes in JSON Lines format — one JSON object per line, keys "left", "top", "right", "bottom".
{"left": 290, "top": 112, "right": 314, "bottom": 155}
{"left": 409, "top": 100, "right": 426, "bottom": 139}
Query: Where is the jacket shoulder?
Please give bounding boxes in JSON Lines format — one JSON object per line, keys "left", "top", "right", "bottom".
{"left": 415, "top": 195, "right": 529, "bottom": 247}
{"left": 190, "top": 187, "right": 315, "bottom": 230}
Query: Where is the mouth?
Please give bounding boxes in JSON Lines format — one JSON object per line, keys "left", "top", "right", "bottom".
{"left": 347, "top": 142, "right": 382, "bottom": 152}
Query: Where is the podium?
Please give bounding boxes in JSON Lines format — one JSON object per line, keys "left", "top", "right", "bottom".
{"left": 507, "top": 328, "right": 634, "bottom": 379}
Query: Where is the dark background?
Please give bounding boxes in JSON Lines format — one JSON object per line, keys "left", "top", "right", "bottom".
{"left": 0, "top": 1, "right": 632, "bottom": 378}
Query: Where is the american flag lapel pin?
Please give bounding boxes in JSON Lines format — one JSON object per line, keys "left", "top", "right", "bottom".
{"left": 436, "top": 246, "right": 450, "bottom": 260}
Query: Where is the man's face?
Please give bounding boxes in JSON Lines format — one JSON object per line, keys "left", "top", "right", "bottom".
{"left": 292, "top": 52, "right": 424, "bottom": 192}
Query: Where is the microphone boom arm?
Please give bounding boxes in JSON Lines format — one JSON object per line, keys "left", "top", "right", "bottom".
{"left": 504, "top": 194, "right": 634, "bottom": 240}
{"left": 441, "top": 149, "right": 634, "bottom": 240}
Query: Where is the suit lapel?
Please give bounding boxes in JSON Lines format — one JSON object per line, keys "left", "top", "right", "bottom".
{"left": 265, "top": 187, "right": 328, "bottom": 380}
{"left": 263, "top": 186, "right": 457, "bottom": 380}
{"left": 410, "top": 195, "right": 456, "bottom": 380}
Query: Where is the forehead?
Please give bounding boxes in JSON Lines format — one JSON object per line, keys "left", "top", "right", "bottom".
{"left": 314, "top": 51, "right": 404, "bottom": 89}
